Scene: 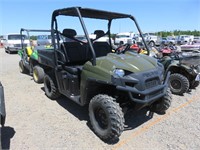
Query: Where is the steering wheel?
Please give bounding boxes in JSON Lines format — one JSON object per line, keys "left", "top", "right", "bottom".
{"left": 115, "top": 43, "right": 130, "bottom": 54}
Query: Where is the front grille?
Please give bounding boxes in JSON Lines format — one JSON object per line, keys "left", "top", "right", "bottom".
{"left": 145, "top": 78, "right": 159, "bottom": 89}
{"left": 14, "top": 44, "right": 27, "bottom": 47}
{"left": 14, "top": 44, "right": 21, "bottom": 47}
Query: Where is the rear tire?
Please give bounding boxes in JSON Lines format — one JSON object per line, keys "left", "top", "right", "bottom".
{"left": 44, "top": 74, "right": 61, "bottom": 100}
{"left": 169, "top": 73, "right": 189, "bottom": 95}
{"left": 19, "top": 60, "right": 28, "bottom": 74}
{"left": 149, "top": 88, "right": 172, "bottom": 115}
{"left": 33, "top": 66, "right": 45, "bottom": 83}
{"left": 89, "top": 94, "right": 124, "bottom": 142}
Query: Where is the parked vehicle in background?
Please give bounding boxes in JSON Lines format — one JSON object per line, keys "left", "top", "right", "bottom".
{"left": 37, "top": 35, "right": 52, "bottom": 46}
{"left": 0, "top": 82, "right": 6, "bottom": 127}
{"left": 132, "top": 33, "right": 142, "bottom": 43}
{"left": 166, "top": 36, "right": 176, "bottom": 45}
{"left": 161, "top": 37, "right": 168, "bottom": 45}
{"left": 161, "top": 37, "right": 176, "bottom": 46}
{"left": 181, "top": 41, "right": 200, "bottom": 52}
{"left": 0, "top": 36, "right": 3, "bottom": 47}
{"left": 75, "top": 35, "right": 87, "bottom": 43}
{"left": 114, "top": 32, "right": 134, "bottom": 45}
{"left": 176, "top": 35, "right": 194, "bottom": 45}
{"left": 193, "top": 36, "right": 200, "bottom": 43}
{"left": 143, "top": 33, "right": 161, "bottom": 47}
{"left": 2, "top": 33, "right": 30, "bottom": 54}
{"left": 18, "top": 28, "right": 51, "bottom": 83}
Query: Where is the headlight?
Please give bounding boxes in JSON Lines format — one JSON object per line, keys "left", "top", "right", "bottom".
{"left": 113, "top": 69, "right": 125, "bottom": 77}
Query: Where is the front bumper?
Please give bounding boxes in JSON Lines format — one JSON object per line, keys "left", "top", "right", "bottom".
{"left": 7, "top": 44, "right": 28, "bottom": 52}
{"left": 113, "top": 70, "right": 170, "bottom": 105}
{"left": 7, "top": 47, "right": 22, "bottom": 52}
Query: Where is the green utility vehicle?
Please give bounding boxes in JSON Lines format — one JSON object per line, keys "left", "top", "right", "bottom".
{"left": 38, "top": 7, "right": 172, "bottom": 142}
{"left": 18, "top": 28, "right": 52, "bottom": 83}
{"left": 160, "top": 52, "right": 200, "bottom": 95}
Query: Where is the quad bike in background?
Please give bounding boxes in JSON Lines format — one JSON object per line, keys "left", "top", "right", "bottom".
{"left": 158, "top": 43, "right": 182, "bottom": 57}
{"left": 18, "top": 28, "right": 52, "bottom": 83}
{"left": 126, "top": 41, "right": 160, "bottom": 58}
{"left": 138, "top": 43, "right": 200, "bottom": 95}
{"left": 159, "top": 51, "right": 200, "bottom": 95}
{"left": 159, "top": 46, "right": 172, "bottom": 57}
{"left": 0, "top": 82, "right": 6, "bottom": 127}
{"left": 37, "top": 7, "right": 172, "bottom": 142}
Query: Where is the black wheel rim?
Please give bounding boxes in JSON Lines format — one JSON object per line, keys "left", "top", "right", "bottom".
{"left": 171, "top": 79, "right": 181, "bottom": 89}
{"left": 94, "top": 107, "right": 108, "bottom": 129}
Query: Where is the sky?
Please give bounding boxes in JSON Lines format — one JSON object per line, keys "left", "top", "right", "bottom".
{"left": 0, "top": 0, "right": 200, "bottom": 35}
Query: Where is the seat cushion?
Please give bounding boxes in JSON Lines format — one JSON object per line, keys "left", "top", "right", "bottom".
{"left": 63, "top": 66, "right": 83, "bottom": 75}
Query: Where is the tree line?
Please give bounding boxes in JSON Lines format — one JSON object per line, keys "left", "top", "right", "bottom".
{"left": 156, "top": 30, "right": 200, "bottom": 37}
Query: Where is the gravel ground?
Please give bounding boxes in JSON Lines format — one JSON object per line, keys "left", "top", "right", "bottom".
{"left": 0, "top": 47, "right": 200, "bottom": 150}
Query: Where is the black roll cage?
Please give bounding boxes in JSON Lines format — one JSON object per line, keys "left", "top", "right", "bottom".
{"left": 51, "top": 7, "right": 150, "bottom": 66}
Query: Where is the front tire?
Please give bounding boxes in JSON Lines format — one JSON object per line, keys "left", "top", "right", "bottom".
{"left": 169, "top": 73, "right": 189, "bottom": 95}
{"left": 6, "top": 47, "right": 11, "bottom": 54}
{"left": 33, "top": 66, "right": 45, "bottom": 83}
{"left": 149, "top": 88, "right": 172, "bottom": 115}
{"left": 89, "top": 94, "right": 124, "bottom": 142}
{"left": 44, "top": 75, "right": 61, "bottom": 100}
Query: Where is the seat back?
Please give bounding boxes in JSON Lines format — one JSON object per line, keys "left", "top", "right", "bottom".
{"left": 26, "top": 46, "right": 33, "bottom": 56}
{"left": 93, "top": 30, "right": 111, "bottom": 57}
{"left": 94, "top": 30, "right": 105, "bottom": 39}
{"left": 93, "top": 42, "right": 111, "bottom": 57}
{"left": 61, "top": 29, "right": 88, "bottom": 65}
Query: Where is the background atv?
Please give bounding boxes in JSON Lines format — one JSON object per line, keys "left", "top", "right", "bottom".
{"left": 0, "top": 82, "right": 6, "bottom": 127}
{"left": 159, "top": 51, "right": 200, "bottom": 95}
{"left": 38, "top": 7, "right": 172, "bottom": 142}
{"left": 18, "top": 29, "right": 52, "bottom": 83}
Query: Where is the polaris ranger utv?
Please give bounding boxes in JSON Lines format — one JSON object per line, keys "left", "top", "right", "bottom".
{"left": 38, "top": 7, "right": 172, "bottom": 142}
{"left": 18, "top": 28, "right": 52, "bottom": 83}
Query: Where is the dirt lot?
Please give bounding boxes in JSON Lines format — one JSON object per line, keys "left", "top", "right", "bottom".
{"left": 0, "top": 47, "right": 200, "bottom": 150}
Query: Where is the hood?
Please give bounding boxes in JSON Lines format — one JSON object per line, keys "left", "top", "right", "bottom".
{"left": 83, "top": 52, "right": 158, "bottom": 82}
{"left": 97, "top": 52, "right": 157, "bottom": 72}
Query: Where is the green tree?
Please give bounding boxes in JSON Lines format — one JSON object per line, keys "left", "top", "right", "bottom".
{"left": 30, "top": 35, "right": 37, "bottom": 40}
